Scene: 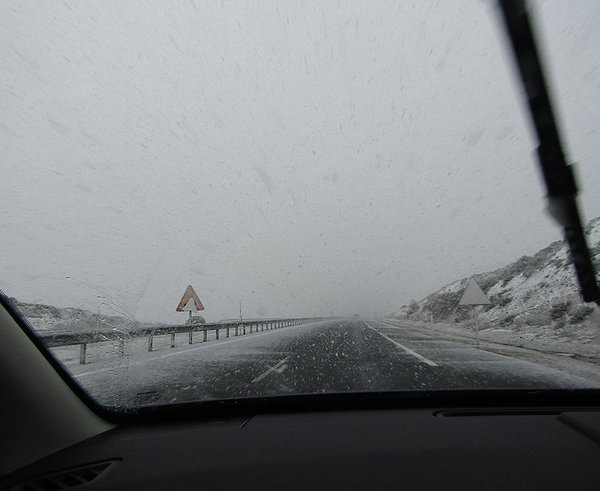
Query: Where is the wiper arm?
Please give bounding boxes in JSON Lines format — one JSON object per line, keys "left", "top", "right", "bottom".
{"left": 498, "top": 0, "right": 600, "bottom": 304}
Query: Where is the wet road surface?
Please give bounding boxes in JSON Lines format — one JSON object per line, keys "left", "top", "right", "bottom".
{"left": 68, "top": 319, "right": 596, "bottom": 406}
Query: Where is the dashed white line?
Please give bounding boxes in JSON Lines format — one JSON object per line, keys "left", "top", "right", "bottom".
{"left": 251, "top": 356, "right": 290, "bottom": 383}
{"left": 75, "top": 366, "right": 116, "bottom": 378}
{"left": 365, "top": 322, "right": 438, "bottom": 367}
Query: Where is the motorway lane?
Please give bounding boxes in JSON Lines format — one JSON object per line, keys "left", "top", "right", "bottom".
{"left": 73, "top": 319, "right": 596, "bottom": 406}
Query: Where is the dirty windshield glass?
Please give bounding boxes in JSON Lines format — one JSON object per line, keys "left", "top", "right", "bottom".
{"left": 2, "top": 0, "right": 600, "bottom": 408}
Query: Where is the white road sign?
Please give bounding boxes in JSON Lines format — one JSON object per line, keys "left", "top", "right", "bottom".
{"left": 459, "top": 278, "right": 491, "bottom": 306}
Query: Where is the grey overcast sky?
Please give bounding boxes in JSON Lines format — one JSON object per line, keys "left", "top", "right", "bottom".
{"left": 2, "top": 1, "right": 600, "bottom": 323}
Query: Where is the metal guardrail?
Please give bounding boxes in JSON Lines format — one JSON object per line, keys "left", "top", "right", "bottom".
{"left": 40, "top": 318, "right": 323, "bottom": 364}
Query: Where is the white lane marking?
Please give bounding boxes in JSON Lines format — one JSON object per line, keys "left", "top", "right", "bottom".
{"left": 365, "top": 322, "right": 438, "bottom": 367}
{"left": 75, "top": 366, "right": 116, "bottom": 378}
{"left": 251, "top": 356, "right": 290, "bottom": 383}
{"left": 74, "top": 323, "right": 312, "bottom": 378}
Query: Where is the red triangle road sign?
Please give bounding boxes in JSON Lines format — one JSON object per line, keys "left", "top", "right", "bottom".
{"left": 176, "top": 285, "right": 205, "bottom": 312}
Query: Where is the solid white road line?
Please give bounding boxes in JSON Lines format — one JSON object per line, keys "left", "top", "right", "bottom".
{"left": 251, "top": 356, "right": 290, "bottom": 383}
{"left": 365, "top": 322, "right": 438, "bottom": 367}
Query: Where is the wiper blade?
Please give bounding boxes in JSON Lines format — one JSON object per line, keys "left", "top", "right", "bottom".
{"left": 498, "top": 0, "right": 600, "bottom": 304}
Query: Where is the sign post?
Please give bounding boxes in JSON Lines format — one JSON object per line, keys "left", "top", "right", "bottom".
{"left": 458, "top": 278, "right": 491, "bottom": 345}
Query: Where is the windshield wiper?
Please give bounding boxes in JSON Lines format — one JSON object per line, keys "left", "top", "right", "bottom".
{"left": 498, "top": 0, "right": 600, "bottom": 305}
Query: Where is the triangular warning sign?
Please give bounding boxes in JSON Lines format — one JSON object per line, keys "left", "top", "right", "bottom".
{"left": 459, "top": 278, "right": 491, "bottom": 306}
{"left": 176, "top": 285, "right": 205, "bottom": 312}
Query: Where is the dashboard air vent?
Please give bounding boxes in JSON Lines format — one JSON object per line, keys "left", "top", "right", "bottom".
{"left": 12, "top": 460, "right": 118, "bottom": 491}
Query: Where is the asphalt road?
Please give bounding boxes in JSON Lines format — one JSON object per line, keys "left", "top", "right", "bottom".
{"left": 71, "top": 319, "right": 596, "bottom": 406}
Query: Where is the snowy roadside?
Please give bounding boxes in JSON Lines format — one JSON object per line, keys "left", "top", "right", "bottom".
{"left": 383, "top": 318, "right": 600, "bottom": 384}
{"left": 50, "top": 319, "right": 331, "bottom": 377}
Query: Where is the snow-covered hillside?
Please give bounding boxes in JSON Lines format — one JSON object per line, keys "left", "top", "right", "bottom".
{"left": 7, "top": 298, "right": 137, "bottom": 333}
{"left": 393, "top": 217, "right": 600, "bottom": 330}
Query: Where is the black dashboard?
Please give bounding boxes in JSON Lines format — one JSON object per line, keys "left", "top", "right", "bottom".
{"left": 4, "top": 406, "right": 600, "bottom": 490}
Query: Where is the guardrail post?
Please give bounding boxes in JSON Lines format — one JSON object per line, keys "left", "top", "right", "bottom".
{"left": 226, "top": 327, "right": 230, "bottom": 338}
{"left": 79, "top": 343, "right": 87, "bottom": 365}
{"left": 203, "top": 329, "right": 207, "bottom": 342}
{"left": 216, "top": 328, "right": 220, "bottom": 340}
{"left": 189, "top": 330, "right": 193, "bottom": 344}
{"left": 147, "top": 335, "right": 153, "bottom": 352}
{"left": 170, "top": 332, "right": 176, "bottom": 348}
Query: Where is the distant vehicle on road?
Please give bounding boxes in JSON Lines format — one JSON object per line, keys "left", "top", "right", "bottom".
{"left": 186, "top": 316, "right": 205, "bottom": 325}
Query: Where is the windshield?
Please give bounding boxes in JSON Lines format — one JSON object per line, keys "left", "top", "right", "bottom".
{"left": 2, "top": 0, "right": 600, "bottom": 409}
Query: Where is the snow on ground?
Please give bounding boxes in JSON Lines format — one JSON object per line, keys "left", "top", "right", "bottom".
{"left": 392, "top": 216, "right": 600, "bottom": 370}
{"left": 10, "top": 297, "right": 136, "bottom": 333}
{"left": 51, "top": 320, "right": 334, "bottom": 406}
{"left": 384, "top": 318, "right": 600, "bottom": 384}
{"left": 52, "top": 320, "right": 331, "bottom": 376}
